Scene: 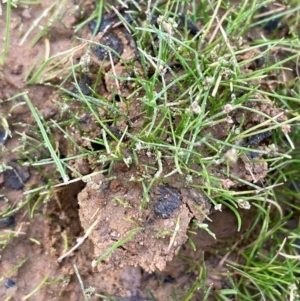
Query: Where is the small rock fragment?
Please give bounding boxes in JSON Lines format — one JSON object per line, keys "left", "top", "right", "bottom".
{"left": 153, "top": 184, "right": 181, "bottom": 218}
{"left": 73, "top": 75, "right": 91, "bottom": 95}
{"left": 245, "top": 131, "right": 272, "bottom": 147}
{"left": 255, "top": 56, "right": 265, "bottom": 68}
{"left": 3, "top": 161, "right": 30, "bottom": 190}
{"left": 0, "top": 216, "right": 15, "bottom": 229}
{"left": 4, "top": 279, "right": 16, "bottom": 288}
{"left": 0, "top": 130, "right": 9, "bottom": 145}
{"left": 178, "top": 12, "right": 200, "bottom": 35}
{"left": 93, "top": 34, "right": 124, "bottom": 61}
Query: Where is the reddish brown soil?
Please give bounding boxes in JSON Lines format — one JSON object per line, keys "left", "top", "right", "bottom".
{"left": 0, "top": 1, "right": 294, "bottom": 301}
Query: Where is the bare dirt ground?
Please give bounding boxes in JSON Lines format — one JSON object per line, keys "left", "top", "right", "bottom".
{"left": 0, "top": 1, "right": 296, "bottom": 301}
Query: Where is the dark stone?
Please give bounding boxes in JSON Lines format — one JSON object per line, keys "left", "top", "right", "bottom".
{"left": 153, "top": 185, "right": 181, "bottom": 218}
{"left": 0, "top": 130, "right": 9, "bottom": 145}
{"left": 255, "top": 56, "right": 265, "bottom": 68}
{"left": 73, "top": 75, "right": 91, "bottom": 95}
{"left": 263, "top": 17, "right": 282, "bottom": 32}
{"left": 107, "top": 126, "right": 123, "bottom": 140}
{"left": 3, "top": 161, "right": 30, "bottom": 190}
{"left": 0, "top": 216, "right": 15, "bottom": 229}
{"left": 4, "top": 279, "right": 16, "bottom": 288}
{"left": 89, "top": 17, "right": 113, "bottom": 35}
{"left": 245, "top": 131, "right": 272, "bottom": 159}
{"left": 245, "top": 131, "right": 272, "bottom": 147}
{"left": 178, "top": 12, "right": 200, "bottom": 35}
{"left": 259, "top": 6, "right": 283, "bottom": 32}
{"left": 93, "top": 33, "right": 124, "bottom": 61}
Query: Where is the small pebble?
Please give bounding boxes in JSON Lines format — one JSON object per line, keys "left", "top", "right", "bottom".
{"left": 259, "top": 6, "right": 283, "bottom": 32}
{"left": 0, "top": 130, "right": 9, "bottom": 145}
{"left": 178, "top": 12, "right": 200, "bottom": 35}
{"left": 93, "top": 34, "right": 124, "bottom": 61}
{"left": 154, "top": 185, "right": 181, "bottom": 218}
{"left": 263, "top": 17, "right": 282, "bottom": 32}
{"left": 245, "top": 131, "right": 272, "bottom": 147}
{"left": 255, "top": 56, "right": 265, "bottom": 68}
{"left": 3, "top": 161, "right": 30, "bottom": 190}
{"left": 5, "top": 279, "right": 16, "bottom": 289}
{"left": 0, "top": 216, "right": 15, "bottom": 229}
{"left": 73, "top": 75, "right": 91, "bottom": 95}
{"left": 0, "top": 195, "right": 7, "bottom": 201}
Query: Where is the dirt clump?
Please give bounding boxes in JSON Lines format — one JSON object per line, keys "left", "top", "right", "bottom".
{"left": 78, "top": 164, "right": 211, "bottom": 273}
